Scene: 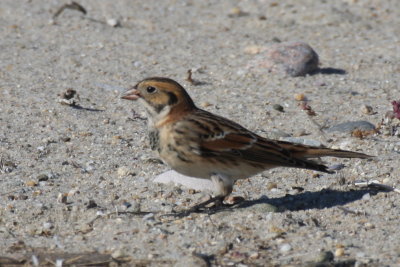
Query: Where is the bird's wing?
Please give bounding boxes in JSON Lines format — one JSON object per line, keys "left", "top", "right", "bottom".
{"left": 177, "top": 109, "right": 333, "bottom": 172}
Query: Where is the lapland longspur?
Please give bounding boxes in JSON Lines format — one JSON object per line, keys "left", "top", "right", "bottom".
{"left": 121, "top": 77, "right": 371, "bottom": 206}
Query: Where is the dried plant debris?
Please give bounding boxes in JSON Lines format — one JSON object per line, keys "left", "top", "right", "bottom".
{"left": 299, "top": 100, "right": 316, "bottom": 116}
{"left": 186, "top": 69, "right": 195, "bottom": 84}
{"left": 351, "top": 128, "right": 377, "bottom": 139}
{"left": 385, "top": 100, "right": 400, "bottom": 120}
{"left": 185, "top": 69, "right": 205, "bottom": 86}
{"left": 378, "top": 101, "right": 400, "bottom": 136}
{"left": 128, "top": 109, "right": 146, "bottom": 121}
{"left": 391, "top": 100, "right": 400, "bottom": 119}
{"left": 52, "top": 1, "right": 123, "bottom": 28}
{"left": 57, "top": 88, "right": 79, "bottom": 106}
{"left": 327, "top": 121, "right": 376, "bottom": 133}
{"left": 228, "top": 7, "right": 249, "bottom": 18}
{"left": 361, "top": 104, "right": 375, "bottom": 115}
{"left": 0, "top": 250, "right": 144, "bottom": 267}
{"left": 53, "top": 1, "right": 87, "bottom": 18}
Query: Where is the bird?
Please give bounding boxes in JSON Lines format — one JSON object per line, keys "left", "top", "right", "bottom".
{"left": 121, "top": 77, "right": 372, "bottom": 209}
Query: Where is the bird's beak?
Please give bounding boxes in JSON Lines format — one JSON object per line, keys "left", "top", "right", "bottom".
{"left": 121, "top": 87, "right": 140, "bottom": 100}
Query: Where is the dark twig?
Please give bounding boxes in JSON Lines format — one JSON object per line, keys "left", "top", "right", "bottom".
{"left": 53, "top": 1, "right": 87, "bottom": 18}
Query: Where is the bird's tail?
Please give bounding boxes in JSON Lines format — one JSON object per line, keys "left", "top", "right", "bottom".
{"left": 275, "top": 140, "right": 373, "bottom": 159}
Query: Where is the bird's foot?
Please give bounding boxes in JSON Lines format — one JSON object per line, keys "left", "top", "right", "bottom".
{"left": 163, "top": 196, "right": 225, "bottom": 218}
{"left": 188, "top": 195, "right": 225, "bottom": 212}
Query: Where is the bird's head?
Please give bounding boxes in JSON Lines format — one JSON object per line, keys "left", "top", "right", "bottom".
{"left": 121, "top": 77, "right": 196, "bottom": 121}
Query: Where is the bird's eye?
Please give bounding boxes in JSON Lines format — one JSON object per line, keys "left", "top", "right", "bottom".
{"left": 146, "top": 86, "right": 157, "bottom": 94}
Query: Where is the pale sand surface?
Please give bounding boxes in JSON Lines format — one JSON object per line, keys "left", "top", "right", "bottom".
{"left": 0, "top": 0, "right": 399, "bottom": 266}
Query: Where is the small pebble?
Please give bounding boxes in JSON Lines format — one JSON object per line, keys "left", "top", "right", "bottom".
{"left": 107, "top": 18, "right": 120, "bottom": 27}
{"left": 228, "top": 7, "right": 247, "bottom": 17}
{"left": 56, "top": 259, "right": 63, "bottom": 267}
{"left": 356, "top": 252, "right": 366, "bottom": 258}
{"left": 18, "top": 194, "right": 29, "bottom": 200}
{"left": 86, "top": 200, "right": 98, "bottom": 209}
{"left": 364, "top": 222, "right": 375, "bottom": 229}
{"left": 188, "top": 189, "right": 196, "bottom": 194}
{"left": 60, "top": 137, "right": 71, "bottom": 142}
{"left": 315, "top": 251, "right": 334, "bottom": 263}
{"left": 224, "top": 195, "right": 245, "bottom": 205}
{"left": 96, "top": 210, "right": 105, "bottom": 216}
{"left": 328, "top": 163, "right": 346, "bottom": 171}
{"left": 132, "top": 61, "right": 142, "bottom": 68}
{"left": 111, "top": 135, "right": 122, "bottom": 145}
{"left": 279, "top": 243, "right": 291, "bottom": 253}
{"left": 294, "top": 93, "right": 306, "bottom": 101}
{"left": 57, "top": 193, "right": 68, "bottom": 204}
{"left": 68, "top": 189, "right": 79, "bottom": 196}
{"left": 335, "top": 247, "right": 345, "bottom": 257}
{"left": 122, "top": 201, "right": 132, "bottom": 209}
{"left": 42, "top": 222, "right": 53, "bottom": 230}
{"left": 361, "top": 105, "right": 374, "bottom": 115}
{"left": 117, "top": 166, "right": 133, "bottom": 177}
{"left": 32, "top": 190, "right": 42, "bottom": 196}
{"left": 26, "top": 180, "right": 38, "bottom": 187}
{"left": 362, "top": 193, "right": 371, "bottom": 201}
{"left": 244, "top": 45, "right": 263, "bottom": 55}
{"left": 326, "top": 121, "right": 376, "bottom": 133}
{"left": 266, "top": 182, "right": 278, "bottom": 190}
{"left": 247, "top": 42, "right": 319, "bottom": 77}
{"left": 37, "top": 174, "right": 49, "bottom": 181}
{"left": 111, "top": 249, "right": 126, "bottom": 259}
{"left": 200, "top": 101, "right": 212, "bottom": 108}
{"left": 273, "top": 104, "right": 284, "bottom": 112}
{"left": 31, "top": 255, "right": 39, "bottom": 266}
{"left": 142, "top": 213, "right": 155, "bottom": 222}
{"left": 249, "top": 252, "right": 259, "bottom": 259}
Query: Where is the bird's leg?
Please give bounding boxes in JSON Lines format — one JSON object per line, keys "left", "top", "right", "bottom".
{"left": 185, "top": 173, "right": 233, "bottom": 212}
{"left": 210, "top": 173, "right": 233, "bottom": 199}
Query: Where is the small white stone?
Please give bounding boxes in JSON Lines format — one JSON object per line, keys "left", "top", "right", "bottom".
{"left": 133, "top": 61, "right": 142, "bottom": 68}
{"left": 96, "top": 210, "right": 105, "bottom": 216}
{"left": 362, "top": 193, "right": 371, "bottom": 201}
{"left": 142, "top": 213, "right": 155, "bottom": 221}
{"left": 280, "top": 243, "right": 291, "bottom": 253}
{"left": 57, "top": 193, "right": 68, "bottom": 203}
{"left": 68, "top": 189, "right": 78, "bottom": 196}
{"left": 107, "top": 18, "right": 120, "bottom": 27}
{"left": 111, "top": 249, "right": 125, "bottom": 259}
{"left": 31, "top": 255, "right": 39, "bottom": 266}
{"left": 55, "top": 259, "right": 63, "bottom": 267}
{"left": 117, "top": 166, "right": 131, "bottom": 177}
{"left": 356, "top": 252, "right": 366, "bottom": 258}
{"left": 43, "top": 222, "right": 53, "bottom": 230}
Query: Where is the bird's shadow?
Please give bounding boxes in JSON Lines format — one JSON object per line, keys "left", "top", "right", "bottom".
{"left": 236, "top": 188, "right": 373, "bottom": 212}
{"left": 169, "top": 187, "right": 379, "bottom": 218}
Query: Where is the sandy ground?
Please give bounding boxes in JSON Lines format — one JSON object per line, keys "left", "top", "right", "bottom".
{"left": 1, "top": 0, "right": 399, "bottom": 266}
